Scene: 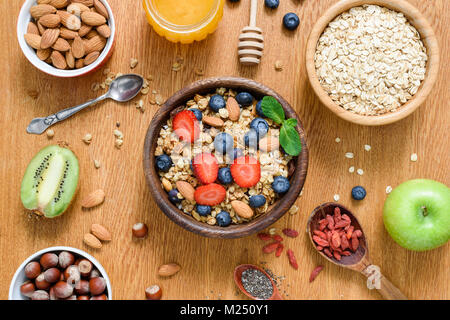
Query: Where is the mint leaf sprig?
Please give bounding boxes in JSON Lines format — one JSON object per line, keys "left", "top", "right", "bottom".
{"left": 261, "top": 96, "right": 302, "bottom": 156}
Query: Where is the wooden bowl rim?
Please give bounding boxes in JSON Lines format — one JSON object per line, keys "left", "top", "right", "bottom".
{"left": 143, "top": 77, "right": 309, "bottom": 239}
{"left": 305, "top": 0, "right": 440, "bottom": 126}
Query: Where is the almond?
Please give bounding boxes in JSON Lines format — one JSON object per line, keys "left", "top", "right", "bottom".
{"left": 158, "top": 263, "right": 181, "bottom": 277}
{"left": 59, "top": 27, "right": 78, "bottom": 39}
{"left": 83, "top": 233, "right": 102, "bottom": 249}
{"left": 40, "top": 28, "right": 60, "bottom": 49}
{"left": 96, "top": 24, "right": 110, "bottom": 38}
{"left": 65, "top": 50, "right": 75, "bottom": 68}
{"left": 37, "top": 21, "right": 46, "bottom": 35}
{"left": 91, "top": 224, "right": 112, "bottom": 241}
{"left": 176, "top": 181, "right": 195, "bottom": 201}
{"left": 37, "top": 48, "right": 52, "bottom": 61}
{"left": 231, "top": 200, "right": 254, "bottom": 219}
{"left": 39, "top": 14, "right": 61, "bottom": 28}
{"left": 259, "top": 136, "right": 280, "bottom": 152}
{"left": 67, "top": 3, "right": 90, "bottom": 17}
{"left": 93, "top": 0, "right": 109, "bottom": 19}
{"left": 49, "top": 0, "right": 70, "bottom": 9}
{"left": 84, "top": 35, "right": 106, "bottom": 54}
{"left": 81, "top": 189, "right": 105, "bottom": 208}
{"left": 85, "top": 30, "right": 99, "bottom": 39}
{"left": 57, "top": 10, "right": 81, "bottom": 30}
{"left": 30, "top": 4, "right": 57, "bottom": 19}
{"left": 75, "top": 59, "right": 84, "bottom": 69}
{"left": 81, "top": 11, "right": 106, "bottom": 26}
{"left": 52, "top": 38, "right": 70, "bottom": 51}
{"left": 226, "top": 97, "right": 240, "bottom": 121}
{"left": 202, "top": 116, "right": 224, "bottom": 128}
{"left": 27, "top": 22, "right": 40, "bottom": 35}
{"left": 24, "top": 33, "right": 42, "bottom": 50}
{"left": 71, "top": 36, "right": 85, "bottom": 58}
{"left": 84, "top": 51, "right": 100, "bottom": 65}
{"left": 78, "top": 24, "right": 92, "bottom": 37}
{"left": 72, "top": 0, "right": 94, "bottom": 6}
{"left": 50, "top": 50, "right": 67, "bottom": 69}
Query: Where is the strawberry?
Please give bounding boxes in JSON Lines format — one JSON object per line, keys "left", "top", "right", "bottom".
{"left": 192, "top": 153, "right": 219, "bottom": 184}
{"left": 194, "top": 183, "right": 226, "bottom": 206}
{"left": 230, "top": 156, "right": 261, "bottom": 188}
{"left": 173, "top": 110, "right": 200, "bottom": 143}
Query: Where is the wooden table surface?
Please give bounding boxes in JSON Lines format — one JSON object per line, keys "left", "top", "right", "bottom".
{"left": 1, "top": 0, "right": 448, "bottom": 300}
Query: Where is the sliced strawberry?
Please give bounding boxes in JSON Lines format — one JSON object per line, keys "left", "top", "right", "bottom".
{"left": 173, "top": 110, "right": 200, "bottom": 143}
{"left": 230, "top": 156, "right": 261, "bottom": 188}
{"left": 194, "top": 183, "right": 226, "bottom": 206}
{"left": 192, "top": 153, "right": 219, "bottom": 184}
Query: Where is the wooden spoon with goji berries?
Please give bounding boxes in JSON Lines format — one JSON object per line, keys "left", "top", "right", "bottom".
{"left": 306, "top": 202, "right": 407, "bottom": 300}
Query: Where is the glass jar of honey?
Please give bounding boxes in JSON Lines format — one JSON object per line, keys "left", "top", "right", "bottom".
{"left": 143, "top": 0, "right": 225, "bottom": 44}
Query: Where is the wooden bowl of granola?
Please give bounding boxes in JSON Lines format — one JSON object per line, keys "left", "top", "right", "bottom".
{"left": 143, "top": 77, "right": 308, "bottom": 238}
{"left": 305, "top": 0, "right": 439, "bottom": 126}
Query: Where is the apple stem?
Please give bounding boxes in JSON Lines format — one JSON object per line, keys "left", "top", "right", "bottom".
{"left": 421, "top": 206, "right": 428, "bottom": 217}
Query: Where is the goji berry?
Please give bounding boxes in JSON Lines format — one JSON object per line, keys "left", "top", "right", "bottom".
{"left": 287, "top": 249, "right": 298, "bottom": 270}
{"left": 282, "top": 228, "right": 299, "bottom": 238}
{"left": 257, "top": 233, "right": 272, "bottom": 241}
{"left": 309, "top": 266, "right": 324, "bottom": 283}
{"left": 275, "top": 243, "right": 284, "bottom": 257}
{"left": 262, "top": 242, "right": 279, "bottom": 254}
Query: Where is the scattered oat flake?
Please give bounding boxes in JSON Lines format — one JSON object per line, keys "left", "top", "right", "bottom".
{"left": 115, "top": 139, "right": 123, "bottom": 149}
{"left": 335, "top": 137, "right": 341, "bottom": 143}
{"left": 357, "top": 169, "right": 364, "bottom": 175}
{"left": 46, "top": 129, "right": 54, "bottom": 139}
{"left": 155, "top": 94, "right": 164, "bottom": 105}
{"left": 386, "top": 186, "right": 392, "bottom": 194}
{"left": 114, "top": 129, "right": 123, "bottom": 139}
{"left": 333, "top": 194, "right": 340, "bottom": 201}
{"left": 94, "top": 160, "right": 101, "bottom": 169}
{"left": 91, "top": 82, "right": 100, "bottom": 91}
{"left": 345, "top": 152, "right": 354, "bottom": 159}
{"left": 274, "top": 60, "right": 283, "bottom": 71}
{"left": 83, "top": 133, "right": 92, "bottom": 144}
{"left": 172, "top": 62, "right": 182, "bottom": 72}
{"left": 269, "top": 228, "right": 276, "bottom": 235}
{"left": 195, "top": 68, "right": 204, "bottom": 76}
{"left": 349, "top": 166, "right": 355, "bottom": 173}
{"left": 364, "top": 145, "right": 371, "bottom": 151}
{"left": 130, "top": 58, "right": 138, "bottom": 69}
{"left": 410, "top": 153, "right": 418, "bottom": 162}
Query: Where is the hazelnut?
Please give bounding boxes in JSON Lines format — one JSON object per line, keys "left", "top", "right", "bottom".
{"left": 53, "top": 281, "right": 74, "bottom": 299}
{"left": 40, "top": 253, "right": 58, "bottom": 270}
{"left": 90, "top": 294, "right": 108, "bottom": 300}
{"left": 132, "top": 223, "right": 148, "bottom": 239}
{"left": 145, "top": 285, "right": 162, "bottom": 300}
{"left": 35, "top": 273, "right": 51, "bottom": 290}
{"left": 64, "top": 265, "right": 81, "bottom": 285}
{"left": 89, "top": 269, "right": 101, "bottom": 279}
{"left": 44, "top": 267, "right": 61, "bottom": 283}
{"left": 58, "top": 251, "right": 75, "bottom": 269}
{"left": 75, "top": 279, "right": 90, "bottom": 295}
{"left": 89, "top": 277, "right": 106, "bottom": 296}
{"left": 77, "top": 295, "right": 90, "bottom": 300}
{"left": 49, "top": 287, "right": 58, "bottom": 300}
{"left": 20, "top": 281, "right": 36, "bottom": 298}
{"left": 31, "top": 290, "right": 49, "bottom": 300}
{"left": 65, "top": 295, "right": 77, "bottom": 300}
{"left": 24, "top": 261, "right": 41, "bottom": 279}
{"left": 78, "top": 259, "right": 93, "bottom": 277}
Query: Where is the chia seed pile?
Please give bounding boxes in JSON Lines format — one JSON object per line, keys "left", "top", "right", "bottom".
{"left": 241, "top": 269, "right": 274, "bottom": 300}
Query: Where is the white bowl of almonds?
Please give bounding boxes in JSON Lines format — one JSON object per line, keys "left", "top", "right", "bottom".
{"left": 306, "top": 0, "right": 439, "bottom": 126}
{"left": 17, "top": 0, "right": 115, "bottom": 78}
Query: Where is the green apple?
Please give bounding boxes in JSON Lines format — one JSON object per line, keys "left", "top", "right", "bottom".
{"left": 383, "top": 179, "right": 450, "bottom": 251}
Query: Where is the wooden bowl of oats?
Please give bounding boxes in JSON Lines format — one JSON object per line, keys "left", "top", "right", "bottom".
{"left": 305, "top": 0, "right": 439, "bottom": 126}
{"left": 143, "top": 77, "right": 309, "bottom": 238}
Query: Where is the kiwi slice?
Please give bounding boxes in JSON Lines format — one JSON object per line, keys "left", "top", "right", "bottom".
{"left": 21, "top": 145, "right": 79, "bottom": 218}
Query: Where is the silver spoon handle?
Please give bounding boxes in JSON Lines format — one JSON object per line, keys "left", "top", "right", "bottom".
{"left": 27, "top": 94, "right": 109, "bottom": 135}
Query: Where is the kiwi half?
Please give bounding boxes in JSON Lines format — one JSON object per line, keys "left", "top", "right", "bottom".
{"left": 21, "top": 145, "right": 79, "bottom": 218}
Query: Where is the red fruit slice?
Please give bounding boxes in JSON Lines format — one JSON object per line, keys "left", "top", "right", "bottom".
{"left": 230, "top": 156, "right": 261, "bottom": 188}
{"left": 194, "top": 183, "right": 226, "bottom": 206}
{"left": 192, "top": 153, "right": 219, "bottom": 184}
{"left": 173, "top": 110, "right": 200, "bottom": 143}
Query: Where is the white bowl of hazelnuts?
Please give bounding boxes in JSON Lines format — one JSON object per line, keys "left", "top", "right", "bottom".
{"left": 9, "top": 246, "right": 112, "bottom": 300}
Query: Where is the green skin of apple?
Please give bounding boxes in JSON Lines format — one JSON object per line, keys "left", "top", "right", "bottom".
{"left": 383, "top": 179, "right": 450, "bottom": 251}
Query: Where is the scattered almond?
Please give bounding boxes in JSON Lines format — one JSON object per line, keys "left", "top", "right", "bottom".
{"left": 83, "top": 233, "right": 102, "bottom": 249}
{"left": 202, "top": 116, "right": 224, "bottom": 127}
{"left": 231, "top": 200, "right": 254, "bottom": 219}
{"left": 226, "top": 97, "right": 240, "bottom": 121}
{"left": 176, "top": 181, "right": 195, "bottom": 201}
{"left": 158, "top": 263, "right": 181, "bottom": 277}
{"left": 91, "top": 224, "right": 112, "bottom": 241}
{"left": 81, "top": 189, "right": 105, "bottom": 208}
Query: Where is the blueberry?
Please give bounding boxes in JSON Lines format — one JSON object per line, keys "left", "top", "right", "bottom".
{"left": 244, "top": 129, "right": 259, "bottom": 149}
{"left": 196, "top": 205, "right": 211, "bottom": 216}
{"left": 155, "top": 154, "right": 172, "bottom": 172}
{"left": 255, "top": 100, "right": 265, "bottom": 117}
{"left": 214, "top": 132, "right": 234, "bottom": 154}
{"left": 351, "top": 186, "right": 367, "bottom": 200}
{"left": 272, "top": 176, "right": 290, "bottom": 194}
{"left": 168, "top": 189, "right": 182, "bottom": 204}
{"left": 217, "top": 211, "right": 232, "bottom": 227}
{"left": 249, "top": 195, "right": 266, "bottom": 208}
{"left": 189, "top": 108, "right": 202, "bottom": 121}
{"left": 250, "top": 118, "right": 269, "bottom": 138}
{"left": 265, "top": 0, "right": 279, "bottom": 9}
{"left": 235, "top": 92, "right": 254, "bottom": 107}
{"left": 283, "top": 13, "right": 300, "bottom": 30}
{"left": 218, "top": 167, "right": 233, "bottom": 185}
{"left": 209, "top": 95, "right": 226, "bottom": 112}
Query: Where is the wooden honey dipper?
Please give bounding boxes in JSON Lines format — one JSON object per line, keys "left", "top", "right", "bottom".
{"left": 238, "top": 0, "right": 264, "bottom": 65}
